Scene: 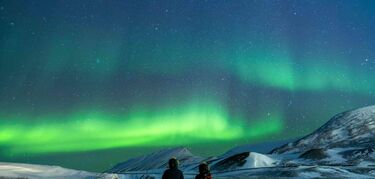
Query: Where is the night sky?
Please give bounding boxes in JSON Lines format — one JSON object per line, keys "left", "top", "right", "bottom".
{"left": 1, "top": 0, "right": 375, "bottom": 172}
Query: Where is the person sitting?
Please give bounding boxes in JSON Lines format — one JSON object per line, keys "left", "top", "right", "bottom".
{"left": 162, "top": 158, "right": 184, "bottom": 179}
{"left": 195, "top": 162, "right": 212, "bottom": 179}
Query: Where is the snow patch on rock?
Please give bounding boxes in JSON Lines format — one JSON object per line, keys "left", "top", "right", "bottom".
{"left": 242, "top": 152, "right": 276, "bottom": 168}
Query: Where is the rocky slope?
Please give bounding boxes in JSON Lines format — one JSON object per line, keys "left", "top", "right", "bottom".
{"left": 272, "top": 105, "right": 375, "bottom": 155}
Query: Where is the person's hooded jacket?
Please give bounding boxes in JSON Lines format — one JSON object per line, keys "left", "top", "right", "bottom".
{"left": 162, "top": 158, "right": 184, "bottom": 179}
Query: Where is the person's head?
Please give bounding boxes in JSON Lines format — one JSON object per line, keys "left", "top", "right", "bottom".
{"left": 168, "top": 158, "right": 179, "bottom": 169}
{"left": 198, "top": 162, "right": 209, "bottom": 174}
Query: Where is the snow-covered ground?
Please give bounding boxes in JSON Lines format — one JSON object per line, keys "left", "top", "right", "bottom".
{"left": 0, "top": 162, "right": 103, "bottom": 179}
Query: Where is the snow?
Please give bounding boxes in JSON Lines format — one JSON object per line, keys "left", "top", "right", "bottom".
{"left": 330, "top": 128, "right": 348, "bottom": 140}
{"left": 0, "top": 162, "right": 105, "bottom": 179}
{"left": 322, "top": 148, "right": 347, "bottom": 164}
{"left": 370, "top": 151, "right": 375, "bottom": 158}
{"left": 299, "top": 171, "right": 321, "bottom": 178}
{"left": 358, "top": 161, "right": 375, "bottom": 167}
{"left": 242, "top": 152, "right": 276, "bottom": 168}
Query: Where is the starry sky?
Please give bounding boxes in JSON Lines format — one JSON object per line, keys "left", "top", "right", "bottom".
{"left": 1, "top": 0, "right": 375, "bottom": 172}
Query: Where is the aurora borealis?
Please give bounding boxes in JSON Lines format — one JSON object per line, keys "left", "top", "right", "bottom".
{"left": 1, "top": 0, "right": 375, "bottom": 172}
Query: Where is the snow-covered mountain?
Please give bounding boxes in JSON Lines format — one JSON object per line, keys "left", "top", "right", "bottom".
{"left": 107, "top": 144, "right": 284, "bottom": 174}
{"left": 222, "top": 139, "right": 294, "bottom": 157}
{"left": 106, "top": 147, "right": 203, "bottom": 173}
{"left": 209, "top": 152, "right": 277, "bottom": 171}
{"left": 106, "top": 140, "right": 291, "bottom": 173}
{"left": 107, "top": 105, "right": 375, "bottom": 178}
{"left": 269, "top": 105, "right": 375, "bottom": 169}
{"left": 106, "top": 148, "right": 279, "bottom": 178}
{"left": 272, "top": 105, "right": 375, "bottom": 155}
{"left": 2, "top": 105, "right": 375, "bottom": 178}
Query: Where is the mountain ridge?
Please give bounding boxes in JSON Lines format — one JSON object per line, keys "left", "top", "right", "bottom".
{"left": 271, "top": 105, "right": 375, "bottom": 154}
{"left": 1, "top": 105, "right": 375, "bottom": 178}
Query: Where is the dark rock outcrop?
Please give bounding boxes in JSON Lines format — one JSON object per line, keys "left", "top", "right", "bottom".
{"left": 299, "top": 148, "right": 327, "bottom": 160}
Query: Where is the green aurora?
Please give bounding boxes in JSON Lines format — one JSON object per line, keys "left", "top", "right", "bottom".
{"left": 0, "top": 100, "right": 283, "bottom": 154}
{"left": 1, "top": 0, "right": 375, "bottom": 172}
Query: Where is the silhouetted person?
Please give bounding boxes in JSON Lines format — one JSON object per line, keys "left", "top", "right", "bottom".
{"left": 195, "top": 162, "right": 212, "bottom": 179}
{"left": 162, "top": 158, "right": 184, "bottom": 179}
